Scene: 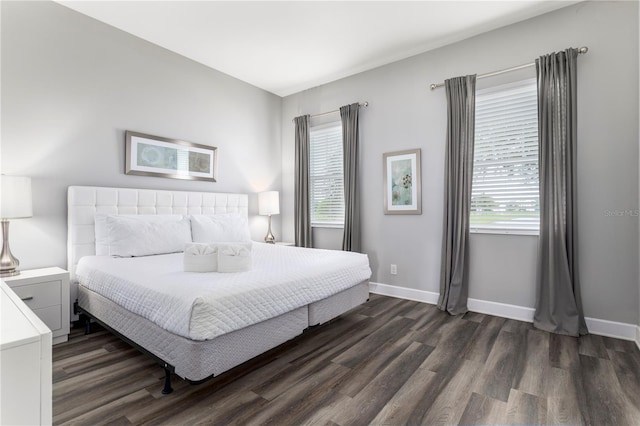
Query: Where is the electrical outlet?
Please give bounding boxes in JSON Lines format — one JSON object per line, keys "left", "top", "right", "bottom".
{"left": 390, "top": 264, "right": 397, "bottom": 275}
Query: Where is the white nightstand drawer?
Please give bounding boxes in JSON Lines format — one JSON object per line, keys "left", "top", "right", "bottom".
{"left": 10, "top": 280, "right": 62, "bottom": 310}
{"left": 33, "top": 305, "right": 62, "bottom": 332}
{"left": 4, "top": 267, "right": 70, "bottom": 345}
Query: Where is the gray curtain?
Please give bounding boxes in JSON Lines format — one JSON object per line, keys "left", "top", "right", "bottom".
{"left": 438, "top": 75, "right": 476, "bottom": 315}
{"left": 340, "top": 103, "right": 361, "bottom": 252}
{"left": 294, "top": 115, "right": 312, "bottom": 248}
{"left": 534, "top": 48, "right": 588, "bottom": 336}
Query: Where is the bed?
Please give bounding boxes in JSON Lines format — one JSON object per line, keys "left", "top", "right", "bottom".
{"left": 67, "top": 186, "right": 371, "bottom": 393}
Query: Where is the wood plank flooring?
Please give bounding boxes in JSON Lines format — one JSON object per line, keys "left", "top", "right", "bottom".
{"left": 52, "top": 295, "right": 640, "bottom": 425}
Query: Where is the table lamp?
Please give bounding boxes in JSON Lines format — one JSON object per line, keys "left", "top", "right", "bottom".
{"left": 1, "top": 176, "right": 33, "bottom": 277}
{"left": 258, "top": 191, "right": 279, "bottom": 244}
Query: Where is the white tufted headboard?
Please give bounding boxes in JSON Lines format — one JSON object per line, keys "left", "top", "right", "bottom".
{"left": 67, "top": 186, "right": 249, "bottom": 306}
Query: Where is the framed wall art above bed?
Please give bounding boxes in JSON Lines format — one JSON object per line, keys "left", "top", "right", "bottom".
{"left": 125, "top": 131, "right": 218, "bottom": 182}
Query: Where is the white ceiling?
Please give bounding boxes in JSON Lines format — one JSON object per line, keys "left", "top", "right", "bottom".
{"left": 57, "top": 1, "right": 578, "bottom": 97}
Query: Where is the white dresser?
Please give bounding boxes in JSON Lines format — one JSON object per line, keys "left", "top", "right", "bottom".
{"left": 4, "top": 267, "right": 70, "bottom": 344}
{"left": 0, "top": 280, "right": 53, "bottom": 425}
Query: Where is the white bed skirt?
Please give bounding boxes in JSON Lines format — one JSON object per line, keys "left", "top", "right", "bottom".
{"left": 79, "top": 287, "right": 307, "bottom": 381}
{"left": 78, "top": 281, "right": 369, "bottom": 381}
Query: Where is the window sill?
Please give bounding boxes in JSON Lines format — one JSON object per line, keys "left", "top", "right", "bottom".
{"left": 470, "top": 228, "right": 539, "bottom": 236}
{"left": 311, "top": 223, "right": 344, "bottom": 229}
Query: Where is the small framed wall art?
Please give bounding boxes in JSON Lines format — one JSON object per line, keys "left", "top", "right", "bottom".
{"left": 125, "top": 131, "right": 218, "bottom": 182}
{"left": 383, "top": 148, "right": 422, "bottom": 215}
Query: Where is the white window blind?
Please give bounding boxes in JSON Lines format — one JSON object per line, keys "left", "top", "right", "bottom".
{"left": 471, "top": 79, "right": 539, "bottom": 232}
{"left": 310, "top": 123, "right": 344, "bottom": 227}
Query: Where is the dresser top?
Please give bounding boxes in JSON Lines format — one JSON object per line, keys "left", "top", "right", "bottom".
{"left": 0, "top": 281, "right": 51, "bottom": 350}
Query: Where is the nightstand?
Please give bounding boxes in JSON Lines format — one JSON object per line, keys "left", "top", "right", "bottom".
{"left": 4, "top": 267, "right": 70, "bottom": 345}
{"left": 275, "top": 242, "right": 295, "bottom": 247}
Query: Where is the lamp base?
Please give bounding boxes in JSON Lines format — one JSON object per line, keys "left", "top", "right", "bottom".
{"left": 0, "top": 219, "right": 21, "bottom": 277}
{"left": 264, "top": 215, "right": 276, "bottom": 244}
{"left": 0, "top": 269, "right": 20, "bottom": 277}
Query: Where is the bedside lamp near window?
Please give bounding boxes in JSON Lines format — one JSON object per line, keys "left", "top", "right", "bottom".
{"left": 1, "top": 176, "right": 33, "bottom": 277}
{"left": 258, "top": 191, "right": 279, "bottom": 244}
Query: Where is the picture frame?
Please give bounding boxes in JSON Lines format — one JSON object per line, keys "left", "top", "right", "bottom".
{"left": 125, "top": 131, "right": 218, "bottom": 182}
{"left": 383, "top": 148, "right": 422, "bottom": 215}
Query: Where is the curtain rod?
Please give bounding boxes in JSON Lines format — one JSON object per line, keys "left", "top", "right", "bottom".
{"left": 292, "top": 102, "right": 369, "bottom": 123}
{"left": 429, "top": 46, "right": 589, "bottom": 90}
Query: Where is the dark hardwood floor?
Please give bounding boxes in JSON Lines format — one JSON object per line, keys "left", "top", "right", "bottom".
{"left": 53, "top": 295, "right": 640, "bottom": 425}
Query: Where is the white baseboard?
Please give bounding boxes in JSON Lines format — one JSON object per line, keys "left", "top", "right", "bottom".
{"left": 467, "top": 298, "right": 534, "bottom": 323}
{"left": 369, "top": 281, "right": 638, "bottom": 342}
{"left": 369, "top": 282, "right": 439, "bottom": 305}
{"left": 583, "top": 317, "right": 638, "bottom": 341}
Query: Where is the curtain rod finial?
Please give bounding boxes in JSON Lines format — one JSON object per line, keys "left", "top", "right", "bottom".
{"left": 578, "top": 46, "right": 588, "bottom": 54}
{"left": 430, "top": 83, "right": 437, "bottom": 90}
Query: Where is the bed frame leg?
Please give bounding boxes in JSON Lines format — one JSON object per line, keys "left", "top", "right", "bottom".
{"left": 83, "top": 315, "right": 92, "bottom": 335}
{"left": 162, "top": 367, "right": 173, "bottom": 395}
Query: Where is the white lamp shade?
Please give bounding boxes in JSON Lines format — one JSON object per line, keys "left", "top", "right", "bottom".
{"left": 1, "top": 176, "right": 33, "bottom": 219}
{"left": 258, "top": 191, "right": 280, "bottom": 216}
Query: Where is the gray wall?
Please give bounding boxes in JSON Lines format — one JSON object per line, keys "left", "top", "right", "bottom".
{"left": 282, "top": 1, "right": 639, "bottom": 324}
{"left": 1, "top": 1, "right": 283, "bottom": 271}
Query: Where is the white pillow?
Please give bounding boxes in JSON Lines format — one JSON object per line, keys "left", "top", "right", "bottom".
{"left": 190, "top": 214, "right": 251, "bottom": 243}
{"left": 95, "top": 214, "right": 192, "bottom": 257}
{"left": 94, "top": 213, "right": 112, "bottom": 256}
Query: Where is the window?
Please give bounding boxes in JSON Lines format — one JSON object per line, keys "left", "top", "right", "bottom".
{"left": 471, "top": 79, "right": 539, "bottom": 233}
{"left": 310, "top": 122, "right": 344, "bottom": 227}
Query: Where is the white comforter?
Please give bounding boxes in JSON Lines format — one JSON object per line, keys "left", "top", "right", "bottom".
{"left": 76, "top": 243, "right": 371, "bottom": 341}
